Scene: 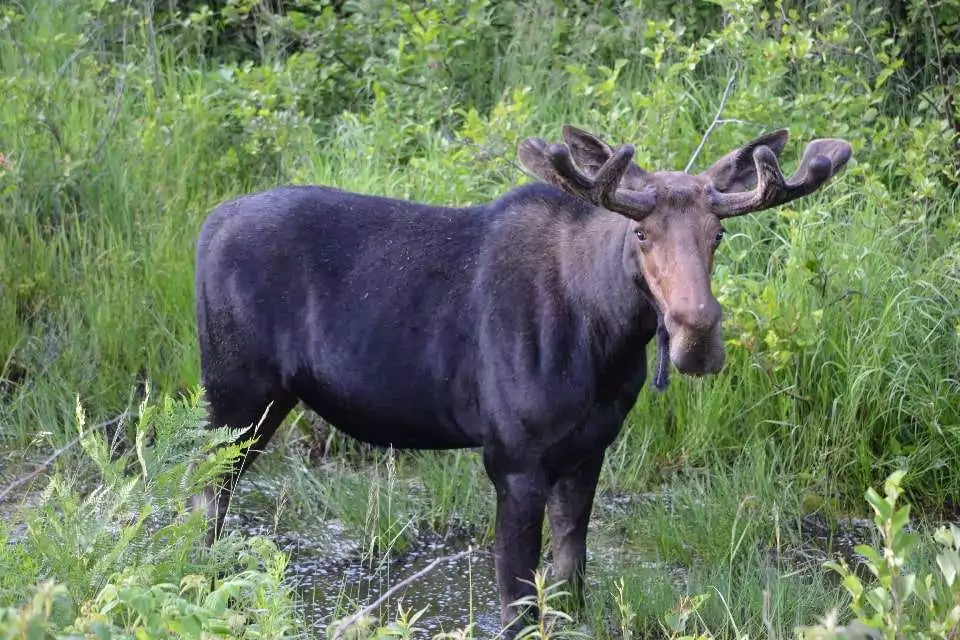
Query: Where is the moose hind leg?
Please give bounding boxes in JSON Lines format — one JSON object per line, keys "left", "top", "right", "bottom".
{"left": 546, "top": 452, "right": 604, "bottom": 610}
{"left": 194, "top": 387, "right": 296, "bottom": 545}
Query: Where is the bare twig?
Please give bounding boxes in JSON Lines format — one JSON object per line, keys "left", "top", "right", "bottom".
{"left": 36, "top": 101, "right": 66, "bottom": 154}
{"left": 685, "top": 72, "right": 738, "bottom": 173}
{"left": 917, "top": 90, "right": 945, "bottom": 116}
{"left": 91, "top": 79, "right": 126, "bottom": 162}
{"left": 56, "top": 47, "right": 87, "bottom": 78}
{"left": 330, "top": 548, "right": 473, "bottom": 640}
{"left": 439, "top": 126, "right": 526, "bottom": 178}
{"left": 924, "top": 0, "right": 960, "bottom": 143}
{"left": 826, "top": 289, "right": 863, "bottom": 307}
{"left": 393, "top": 77, "right": 429, "bottom": 90}
{"left": 0, "top": 412, "right": 133, "bottom": 502}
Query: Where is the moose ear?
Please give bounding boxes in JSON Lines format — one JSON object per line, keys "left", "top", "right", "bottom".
{"left": 562, "top": 125, "right": 616, "bottom": 176}
{"left": 518, "top": 136, "right": 568, "bottom": 187}
{"left": 701, "top": 129, "right": 790, "bottom": 193}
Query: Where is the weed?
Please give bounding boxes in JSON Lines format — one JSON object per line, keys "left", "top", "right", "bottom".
{"left": 802, "top": 471, "right": 960, "bottom": 639}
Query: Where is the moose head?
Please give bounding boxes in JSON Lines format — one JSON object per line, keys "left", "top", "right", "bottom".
{"left": 518, "top": 126, "right": 852, "bottom": 378}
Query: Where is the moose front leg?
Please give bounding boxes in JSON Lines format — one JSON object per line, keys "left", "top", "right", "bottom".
{"left": 546, "top": 451, "right": 604, "bottom": 611}
{"left": 485, "top": 459, "right": 551, "bottom": 636}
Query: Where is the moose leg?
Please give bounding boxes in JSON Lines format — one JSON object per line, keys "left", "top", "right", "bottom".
{"left": 546, "top": 451, "right": 604, "bottom": 611}
{"left": 193, "top": 387, "right": 296, "bottom": 545}
{"left": 485, "top": 454, "right": 551, "bottom": 635}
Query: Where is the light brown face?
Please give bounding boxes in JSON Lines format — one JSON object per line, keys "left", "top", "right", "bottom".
{"left": 517, "top": 124, "right": 853, "bottom": 380}
{"left": 625, "top": 172, "right": 726, "bottom": 375}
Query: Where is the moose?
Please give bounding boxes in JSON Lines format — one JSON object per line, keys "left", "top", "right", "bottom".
{"left": 193, "top": 125, "right": 852, "bottom": 633}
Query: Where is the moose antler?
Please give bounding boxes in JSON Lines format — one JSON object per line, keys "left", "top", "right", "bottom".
{"left": 518, "top": 137, "right": 656, "bottom": 220}
{"left": 710, "top": 138, "right": 852, "bottom": 218}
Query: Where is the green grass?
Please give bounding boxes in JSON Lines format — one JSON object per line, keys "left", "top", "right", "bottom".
{"left": 194, "top": 423, "right": 954, "bottom": 638}
{"left": 0, "top": 390, "right": 955, "bottom": 638}
{"left": 1, "top": 0, "right": 959, "bottom": 637}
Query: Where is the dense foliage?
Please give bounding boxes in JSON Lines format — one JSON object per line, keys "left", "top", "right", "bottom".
{"left": 3, "top": 0, "right": 957, "bottom": 505}
{"left": 0, "top": 0, "right": 958, "bottom": 637}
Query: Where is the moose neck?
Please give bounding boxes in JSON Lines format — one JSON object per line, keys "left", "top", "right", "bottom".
{"left": 557, "top": 208, "right": 659, "bottom": 351}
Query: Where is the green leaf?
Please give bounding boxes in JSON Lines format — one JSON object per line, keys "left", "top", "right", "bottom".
{"left": 181, "top": 613, "right": 203, "bottom": 638}
{"left": 947, "top": 605, "right": 960, "bottom": 629}
{"left": 935, "top": 524, "right": 960, "bottom": 551}
{"left": 865, "top": 586, "right": 892, "bottom": 613}
{"left": 934, "top": 525, "right": 955, "bottom": 547}
{"left": 875, "top": 66, "right": 896, "bottom": 90}
{"left": 664, "top": 611, "right": 687, "bottom": 634}
{"left": 855, "top": 544, "right": 883, "bottom": 573}
{"left": 937, "top": 549, "right": 960, "bottom": 587}
{"left": 842, "top": 574, "right": 864, "bottom": 600}
{"left": 90, "top": 621, "right": 113, "bottom": 640}
{"left": 895, "top": 573, "right": 916, "bottom": 601}
{"left": 914, "top": 574, "right": 933, "bottom": 606}
{"left": 897, "top": 532, "right": 922, "bottom": 559}
{"left": 864, "top": 487, "right": 892, "bottom": 521}
{"left": 883, "top": 469, "right": 907, "bottom": 499}
{"left": 890, "top": 505, "right": 910, "bottom": 536}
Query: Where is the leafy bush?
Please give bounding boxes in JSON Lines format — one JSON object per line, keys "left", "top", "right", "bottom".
{"left": 0, "top": 390, "right": 302, "bottom": 638}
{"left": 802, "top": 471, "right": 960, "bottom": 639}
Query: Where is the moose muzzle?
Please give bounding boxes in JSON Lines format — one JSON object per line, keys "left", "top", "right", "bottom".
{"left": 664, "top": 297, "right": 725, "bottom": 376}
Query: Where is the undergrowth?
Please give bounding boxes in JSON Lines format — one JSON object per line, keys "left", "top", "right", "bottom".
{"left": 0, "top": 391, "right": 301, "bottom": 638}
{"left": 1, "top": 0, "right": 958, "bottom": 637}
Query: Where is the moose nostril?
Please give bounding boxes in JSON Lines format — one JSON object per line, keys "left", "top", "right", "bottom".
{"left": 706, "top": 300, "right": 722, "bottom": 326}
{"left": 668, "top": 300, "right": 721, "bottom": 334}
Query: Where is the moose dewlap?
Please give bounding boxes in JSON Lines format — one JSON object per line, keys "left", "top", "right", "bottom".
{"left": 193, "top": 125, "right": 851, "bottom": 635}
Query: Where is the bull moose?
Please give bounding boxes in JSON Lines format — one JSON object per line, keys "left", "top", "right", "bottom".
{"left": 192, "top": 125, "right": 852, "bottom": 633}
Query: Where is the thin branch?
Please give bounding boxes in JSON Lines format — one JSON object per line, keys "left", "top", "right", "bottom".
{"left": 0, "top": 412, "right": 133, "bottom": 502}
{"left": 924, "top": 0, "right": 960, "bottom": 142}
{"left": 91, "top": 79, "right": 126, "bottom": 162}
{"left": 393, "top": 77, "right": 429, "bottom": 90}
{"left": 826, "top": 289, "right": 863, "bottom": 307}
{"left": 439, "top": 127, "right": 527, "bottom": 178}
{"left": 56, "top": 48, "right": 87, "bottom": 78}
{"left": 685, "top": 72, "right": 738, "bottom": 173}
{"left": 36, "top": 100, "right": 66, "bottom": 154}
{"left": 330, "top": 548, "right": 473, "bottom": 640}
{"left": 916, "top": 90, "right": 945, "bottom": 116}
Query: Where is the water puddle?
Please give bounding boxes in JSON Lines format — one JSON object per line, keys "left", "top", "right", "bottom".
{"left": 217, "top": 472, "right": 959, "bottom": 638}
{"left": 224, "top": 477, "right": 698, "bottom": 637}
{"left": 226, "top": 477, "right": 503, "bottom": 637}
{"left": 296, "top": 539, "right": 502, "bottom": 637}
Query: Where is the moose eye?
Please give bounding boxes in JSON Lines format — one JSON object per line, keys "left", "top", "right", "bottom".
{"left": 714, "top": 229, "right": 726, "bottom": 246}
{"left": 636, "top": 230, "right": 647, "bottom": 243}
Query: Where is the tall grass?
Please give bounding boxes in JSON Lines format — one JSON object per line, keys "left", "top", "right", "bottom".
{"left": 2, "top": 0, "right": 956, "bottom": 506}
{"left": 0, "top": 0, "right": 958, "bottom": 635}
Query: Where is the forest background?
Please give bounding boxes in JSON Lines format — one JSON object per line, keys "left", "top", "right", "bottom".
{"left": 0, "top": 0, "right": 958, "bottom": 638}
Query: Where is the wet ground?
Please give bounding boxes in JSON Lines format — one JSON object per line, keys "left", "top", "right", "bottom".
{"left": 224, "top": 475, "right": 897, "bottom": 639}
{"left": 5, "top": 451, "right": 947, "bottom": 639}
{"left": 226, "top": 477, "right": 504, "bottom": 637}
